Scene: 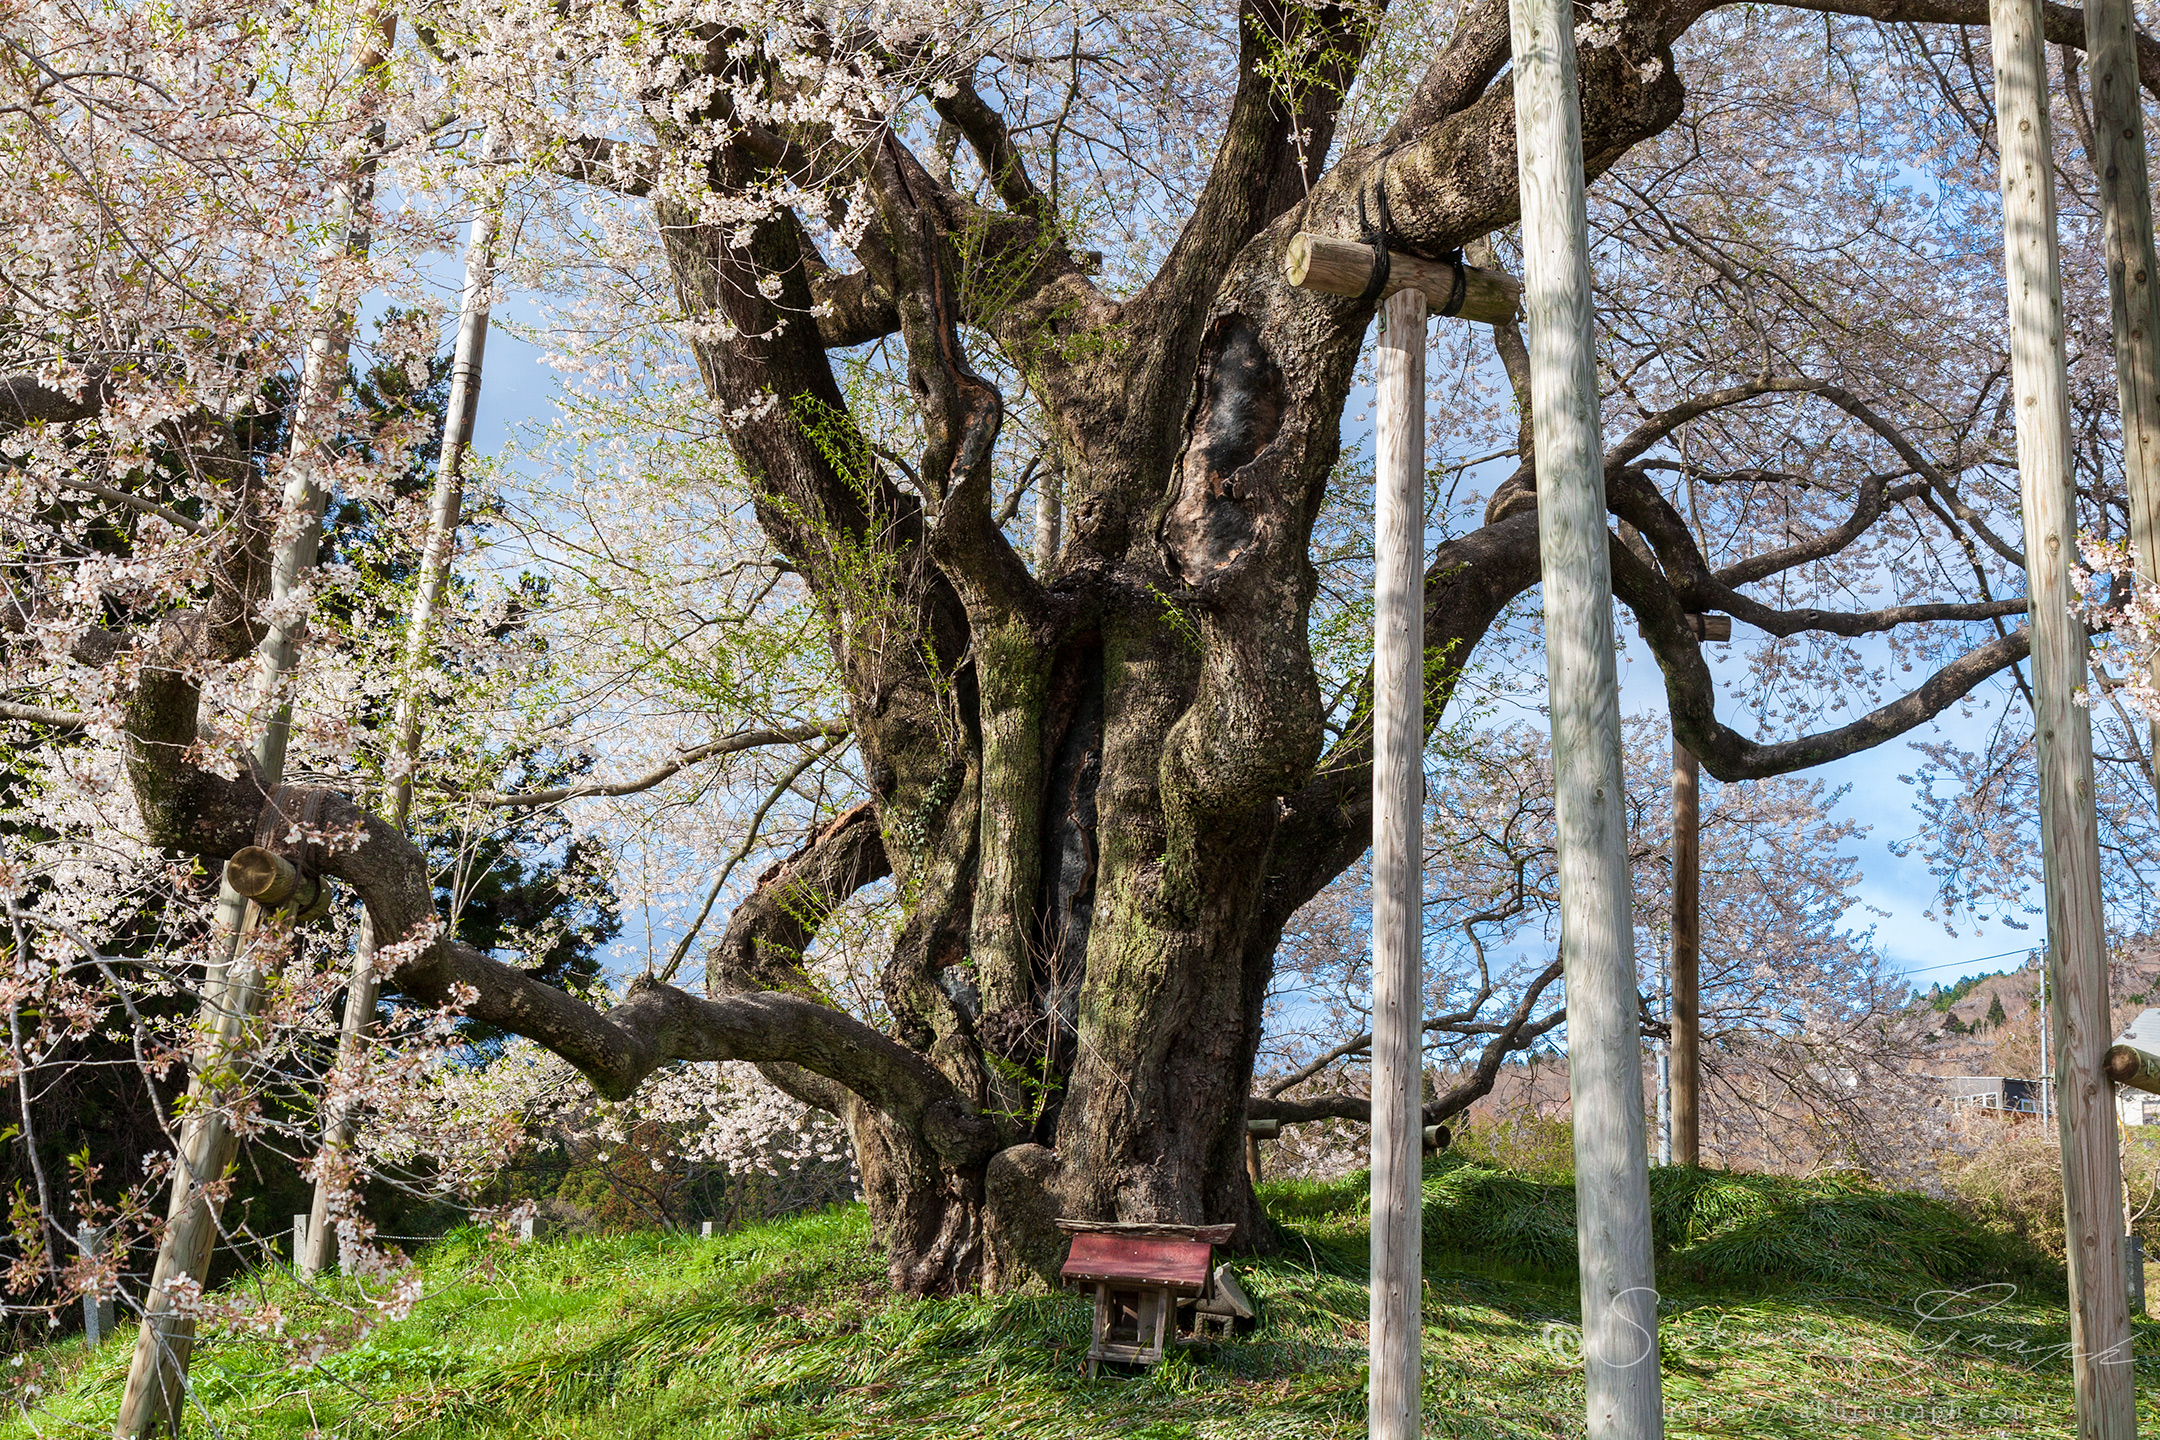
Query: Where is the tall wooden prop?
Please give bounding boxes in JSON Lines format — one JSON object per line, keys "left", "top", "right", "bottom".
{"left": 1034, "top": 470, "right": 1061, "bottom": 571}
{"left": 1668, "top": 740, "right": 1700, "bottom": 1166}
{"left": 2082, "top": 0, "right": 2160, "bottom": 773}
{"left": 114, "top": 19, "right": 394, "bottom": 1435}
{"left": 1369, "top": 285, "right": 1429, "bottom": 1440}
{"left": 1990, "top": 5, "right": 2137, "bottom": 1434}
{"left": 1507, "top": 0, "right": 1664, "bottom": 1433}
{"left": 300, "top": 149, "right": 499, "bottom": 1279}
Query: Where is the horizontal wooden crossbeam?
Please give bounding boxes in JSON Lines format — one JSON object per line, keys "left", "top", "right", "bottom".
{"left": 1285, "top": 232, "right": 1521, "bottom": 326}
{"left": 2106, "top": 1042, "right": 2160, "bottom": 1096}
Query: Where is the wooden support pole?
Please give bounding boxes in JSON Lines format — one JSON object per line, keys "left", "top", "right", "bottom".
{"left": 1507, "top": 0, "right": 1663, "bottom": 1433}
{"left": 1369, "top": 283, "right": 1428, "bottom": 1440}
{"left": 1034, "top": 465, "right": 1061, "bottom": 571}
{"left": 1990, "top": 5, "right": 2136, "bottom": 1436}
{"left": 114, "top": 20, "right": 394, "bottom": 1436}
{"left": 302, "top": 135, "right": 501, "bottom": 1282}
{"left": 1669, "top": 739, "right": 1700, "bottom": 1168}
{"left": 1286, "top": 233, "right": 1521, "bottom": 327}
{"left": 2082, "top": 0, "right": 2160, "bottom": 773}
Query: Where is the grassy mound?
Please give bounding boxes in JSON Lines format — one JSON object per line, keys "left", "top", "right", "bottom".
{"left": 1422, "top": 1158, "right": 2057, "bottom": 1295}
{"left": 0, "top": 1163, "right": 2134, "bottom": 1439}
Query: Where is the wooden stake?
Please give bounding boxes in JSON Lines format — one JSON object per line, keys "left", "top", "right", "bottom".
{"left": 1369, "top": 284, "right": 1427, "bottom": 1440}
{"left": 1507, "top": 0, "right": 1663, "bottom": 1433}
{"left": 1669, "top": 739, "right": 1700, "bottom": 1168}
{"left": 1286, "top": 233, "right": 1521, "bottom": 327}
{"left": 1990, "top": 4, "right": 2136, "bottom": 1435}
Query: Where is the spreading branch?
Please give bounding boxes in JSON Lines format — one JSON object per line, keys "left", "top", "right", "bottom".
{"left": 452, "top": 721, "right": 849, "bottom": 807}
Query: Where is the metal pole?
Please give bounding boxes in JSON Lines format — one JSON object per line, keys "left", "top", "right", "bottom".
{"left": 1989, "top": 6, "right": 2135, "bottom": 1434}
{"left": 1507, "top": 0, "right": 1663, "bottom": 1430}
{"left": 1369, "top": 282, "right": 1428, "bottom": 1440}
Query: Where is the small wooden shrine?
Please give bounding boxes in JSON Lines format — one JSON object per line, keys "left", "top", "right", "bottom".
{"left": 1057, "top": 1219, "right": 1254, "bottom": 1375}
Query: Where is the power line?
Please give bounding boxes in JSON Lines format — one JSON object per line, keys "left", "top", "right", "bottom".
{"left": 1899, "top": 945, "right": 2039, "bottom": 980}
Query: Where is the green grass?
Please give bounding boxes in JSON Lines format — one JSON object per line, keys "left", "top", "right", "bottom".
{"left": 4, "top": 1164, "right": 2152, "bottom": 1439}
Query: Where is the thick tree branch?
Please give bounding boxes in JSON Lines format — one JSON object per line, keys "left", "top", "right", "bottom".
{"left": 1612, "top": 532, "right": 2034, "bottom": 780}
{"left": 548, "top": 135, "right": 654, "bottom": 197}
{"left": 0, "top": 366, "right": 113, "bottom": 431}
{"left": 1603, "top": 465, "right": 2028, "bottom": 635}
{"left": 932, "top": 78, "right": 1052, "bottom": 227}
{"left": 45, "top": 476, "right": 207, "bottom": 535}
{"left": 145, "top": 759, "right": 995, "bottom": 1166}
{"left": 1781, "top": 0, "right": 2160, "bottom": 98}
{"left": 863, "top": 128, "right": 1040, "bottom": 620}
{"left": 0, "top": 700, "right": 87, "bottom": 729}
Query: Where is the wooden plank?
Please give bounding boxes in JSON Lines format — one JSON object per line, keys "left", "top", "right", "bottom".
{"left": 1287, "top": 232, "right": 1521, "bottom": 326}
{"left": 1990, "top": 4, "right": 2136, "bottom": 1437}
{"left": 1670, "top": 738, "right": 1700, "bottom": 1168}
{"left": 1370, "top": 282, "right": 1428, "bottom": 1440}
{"left": 1506, "top": 0, "right": 1664, "bottom": 1435}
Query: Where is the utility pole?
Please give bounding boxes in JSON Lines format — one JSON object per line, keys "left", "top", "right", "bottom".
{"left": 1988, "top": 4, "right": 2134, "bottom": 1435}
{"left": 1508, "top": 0, "right": 1663, "bottom": 1431}
{"left": 1368, "top": 282, "right": 1428, "bottom": 1440}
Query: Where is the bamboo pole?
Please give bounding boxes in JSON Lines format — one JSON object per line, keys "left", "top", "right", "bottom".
{"left": 1989, "top": 5, "right": 2136, "bottom": 1435}
{"left": 1669, "top": 740, "right": 1700, "bottom": 1167}
{"left": 2081, "top": 0, "right": 2160, "bottom": 784}
{"left": 113, "top": 20, "right": 395, "bottom": 1436}
{"left": 300, "top": 140, "right": 500, "bottom": 1280}
{"left": 1369, "top": 284, "right": 1428, "bottom": 1440}
{"left": 1507, "top": 0, "right": 1663, "bottom": 1433}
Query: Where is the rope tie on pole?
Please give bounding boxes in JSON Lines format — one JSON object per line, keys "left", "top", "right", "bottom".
{"left": 1357, "top": 152, "right": 1470, "bottom": 323}
{"left": 1355, "top": 162, "right": 1396, "bottom": 313}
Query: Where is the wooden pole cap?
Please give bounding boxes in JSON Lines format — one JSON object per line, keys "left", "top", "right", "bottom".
{"left": 225, "top": 847, "right": 300, "bottom": 906}
{"left": 2107, "top": 1042, "right": 2160, "bottom": 1095}
{"left": 1685, "top": 613, "right": 1733, "bottom": 642}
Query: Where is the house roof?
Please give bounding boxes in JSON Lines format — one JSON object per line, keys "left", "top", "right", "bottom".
{"left": 2116, "top": 1008, "right": 2160, "bottom": 1050}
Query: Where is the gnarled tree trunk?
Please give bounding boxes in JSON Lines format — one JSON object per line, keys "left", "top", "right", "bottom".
{"left": 79, "top": 0, "right": 2082, "bottom": 1301}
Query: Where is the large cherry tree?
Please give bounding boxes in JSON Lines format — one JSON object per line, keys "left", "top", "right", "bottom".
{"left": 10, "top": 0, "right": 2156, "bottom": 1296}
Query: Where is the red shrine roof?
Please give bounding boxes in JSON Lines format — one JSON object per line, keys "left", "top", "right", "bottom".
{"left": 1060, "top": 1232, "right": 1214, "bottom": 1294}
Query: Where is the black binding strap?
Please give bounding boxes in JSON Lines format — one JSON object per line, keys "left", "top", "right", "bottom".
{"left": 1438, "top": 247, "right": 1469, "bottom": 318}
{"left": 1360, "top": 150, "right": 1472, "bottom": 319}
{"left": 1355, "top": 159, "right": 1396, "bottom": 308}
